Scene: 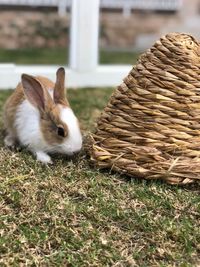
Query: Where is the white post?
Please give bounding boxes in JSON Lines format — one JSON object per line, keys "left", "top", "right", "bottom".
{"left": 123, "top": 5, "right": 131, "bottom": 17}
{"left": 69, "top": 0, "right": 100, "bottom": 72}
{"left": 58, "top": 0, "right": 68, "bottom": 17}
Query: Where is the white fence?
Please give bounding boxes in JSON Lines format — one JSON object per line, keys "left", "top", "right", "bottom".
{"left": 0, "top": 0, "right": 71, "bottom": 16}
{"left": 0, "top": 0, "right": 132, "bottom": 89}
{"left": 0, "top": 0, "right": 183, "bottom": 89}
{"left": 101, "top": 0, "right": 182, "bottom": 16}
{"left": 0, "top": 0, "right": 182, "bottom": 16}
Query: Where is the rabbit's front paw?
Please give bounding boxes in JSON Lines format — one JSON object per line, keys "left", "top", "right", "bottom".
{"left": 4, "top": 134, "right": 16, "bottom": 149}
{"left": 35, "top": 151, "right": 52, "bottom": 164}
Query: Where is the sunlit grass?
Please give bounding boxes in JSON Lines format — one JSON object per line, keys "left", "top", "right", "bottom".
{"left": 0, "top": 48, "right": 139, "bottom": 65}
{"left": 0, "top": 88, "right": 200, "bottom": 266}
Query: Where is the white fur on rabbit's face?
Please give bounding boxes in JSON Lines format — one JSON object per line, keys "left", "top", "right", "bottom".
{"left": 58, "top": 106, "right": 82, "bottom": 155}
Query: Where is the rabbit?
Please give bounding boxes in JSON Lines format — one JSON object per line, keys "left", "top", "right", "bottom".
{"left": 3, "top": 67, "right": 82, "bottom": 164}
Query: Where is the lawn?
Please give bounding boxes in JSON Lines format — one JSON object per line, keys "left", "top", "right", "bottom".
{"left": 0, "top": 50, "right": 200, "bottom": 266}
{"left": 0, "top": 48, "right": 138, "bottom": 65}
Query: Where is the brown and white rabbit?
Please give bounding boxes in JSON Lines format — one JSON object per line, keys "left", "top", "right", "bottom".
{"left": 3, "top": 67, "right": 82, "bottom": 164}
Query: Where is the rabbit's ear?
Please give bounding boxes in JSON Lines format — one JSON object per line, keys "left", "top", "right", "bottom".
{"left": 22, "top": 74, "right": 50, "bottom": 111}
{"left": 54, "top": 67, "right": 66, "bottom": 104}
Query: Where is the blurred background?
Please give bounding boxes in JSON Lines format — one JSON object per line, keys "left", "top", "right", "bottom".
{"left": 0, "top": 0, "right": 198, "bottom": 66}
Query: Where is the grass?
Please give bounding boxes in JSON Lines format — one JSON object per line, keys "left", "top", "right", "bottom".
{"left": 0, "top": 48, "right": 138, "bottom": 65}
{"left": 0, "top": 88, "right": 200, "bottom": 266}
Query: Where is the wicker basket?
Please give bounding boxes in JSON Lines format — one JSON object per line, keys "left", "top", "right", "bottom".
{"left": 89, "top": 33, "right": 200, "bottom": 185}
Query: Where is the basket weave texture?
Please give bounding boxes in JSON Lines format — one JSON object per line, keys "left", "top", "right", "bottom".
{"left": 89, "top": 33, "right": 200, "bottom": 185}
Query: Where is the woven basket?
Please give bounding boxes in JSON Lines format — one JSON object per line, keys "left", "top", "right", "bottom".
{"left": 89, "top": 33, "right": 200, "bottom": 185}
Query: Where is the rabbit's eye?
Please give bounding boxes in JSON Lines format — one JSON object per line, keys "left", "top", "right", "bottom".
{"left": 57, "top": 126, "right": 65, "bottom": 137}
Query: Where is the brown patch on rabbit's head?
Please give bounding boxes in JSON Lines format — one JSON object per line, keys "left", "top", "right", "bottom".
{"left": 21, "top": 68, "right": 70, "bottom": 145}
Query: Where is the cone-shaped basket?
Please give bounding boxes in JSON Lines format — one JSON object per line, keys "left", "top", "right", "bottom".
{"left": 89, "top": 33, "right": 200, "bottom": 185}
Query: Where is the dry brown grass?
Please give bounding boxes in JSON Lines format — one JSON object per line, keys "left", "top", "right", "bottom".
{"left": 0, "top": 89, "right": 200, "bottom": 266}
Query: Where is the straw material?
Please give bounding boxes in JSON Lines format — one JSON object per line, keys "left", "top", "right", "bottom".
{"left": 89, "top": 33, "right": 200, "bottom": 185}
